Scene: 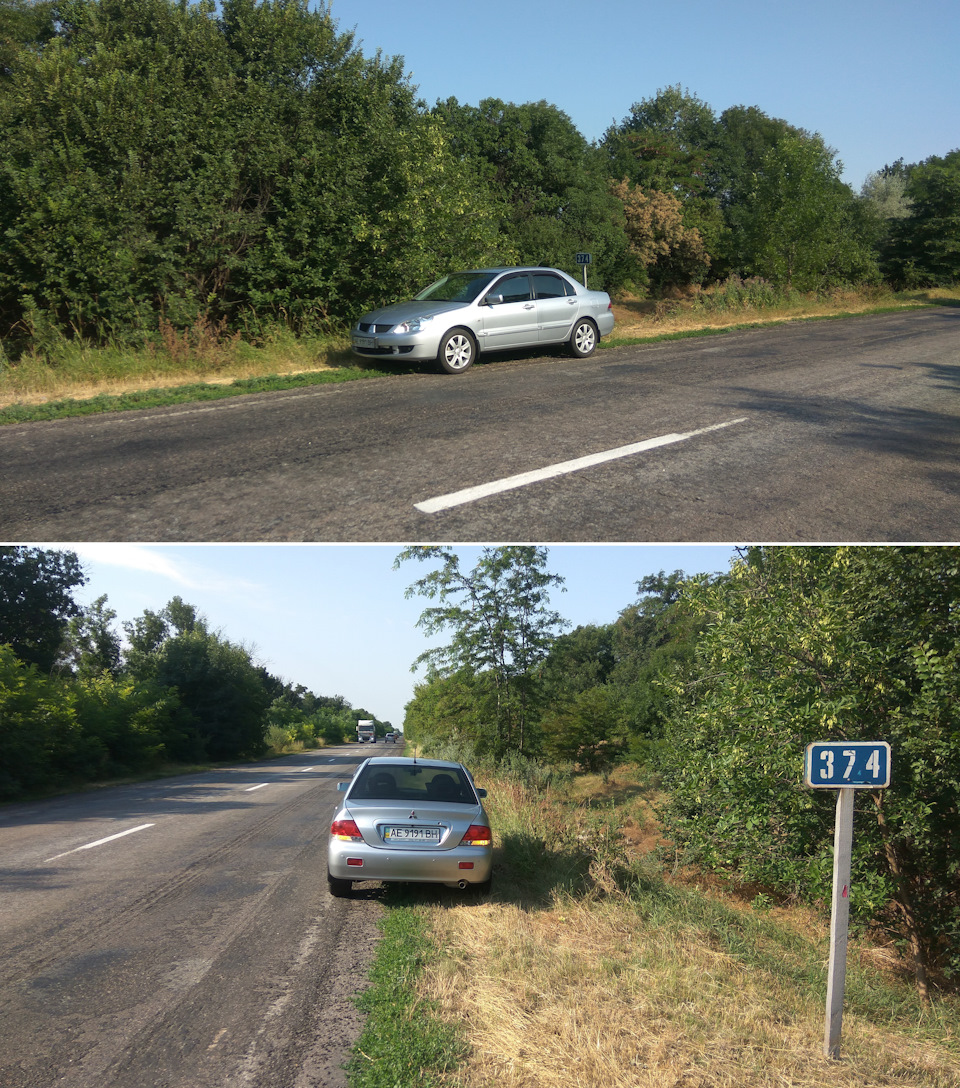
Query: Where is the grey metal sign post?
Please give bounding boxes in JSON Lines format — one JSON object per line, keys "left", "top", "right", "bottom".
{"left": 804, "top": 741, "right": 891, "bottom": 1060}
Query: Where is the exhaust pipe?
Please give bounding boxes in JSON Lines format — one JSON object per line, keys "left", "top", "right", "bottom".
{"left": 457, "top": 880, "right": 468, "bottom": 890}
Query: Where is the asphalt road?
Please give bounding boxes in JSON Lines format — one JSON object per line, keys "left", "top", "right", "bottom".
{"left": 0, "top": 748, "right": 381, "bottom": 1088}
{"left": 1, "top": 307, "right": 958, "bottom": 541}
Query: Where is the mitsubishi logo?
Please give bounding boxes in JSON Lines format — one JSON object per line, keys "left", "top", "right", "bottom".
{"left": 409, "top": 811, "right": 417, "bottom": 819}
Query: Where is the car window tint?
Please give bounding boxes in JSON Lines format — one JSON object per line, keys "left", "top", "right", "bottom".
{"left": 532, "top": 273, "right": 568, "bottom": 299}
{"left": 350, "top": 765, "right": 476, "bottom": 803}
{"left": 496, "top": 273, "right": 532, "bottom": 304}
{"left": 416, "top": 272, "right": 496, "bottom": 303}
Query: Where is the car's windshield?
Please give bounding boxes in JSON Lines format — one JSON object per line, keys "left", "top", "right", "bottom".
{"left": 350, "top": 764, "right": 477, "bottom": 804}
{"left": 415, "top": 272, "right": 497, "bottom": 304}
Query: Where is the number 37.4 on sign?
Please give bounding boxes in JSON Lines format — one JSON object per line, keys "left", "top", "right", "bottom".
{"left": 804, "top": 742, "right": 891, "bottom": 789}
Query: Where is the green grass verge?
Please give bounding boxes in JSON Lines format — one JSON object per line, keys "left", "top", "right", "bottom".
{"left": 346, "top": 904, "right": 467, "bottom": 1088}
{"left": 0, "top": 365, "right": 394, "bottom": 426}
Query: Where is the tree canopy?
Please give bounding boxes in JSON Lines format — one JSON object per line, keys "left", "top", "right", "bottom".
{"left": 657, "top": 546, "right": 960, "bottom": 996}
{"left": 0, "top": 546, "right": 86, "bottom": 671}
{"left": 0, "top": 7, "right": 954, "bottom": 358}
{"left": 397, "top": 546, "right": 567, "bottom": 758}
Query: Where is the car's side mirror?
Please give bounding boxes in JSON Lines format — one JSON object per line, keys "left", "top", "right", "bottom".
{"left": 476, "top": 787, "right": 487, "bottom": 798}
{"left": 483, "top": 293, "right": 503, "bottom": 306}
{"left": 337, "top": 782, "right": 349, "bottom": 791}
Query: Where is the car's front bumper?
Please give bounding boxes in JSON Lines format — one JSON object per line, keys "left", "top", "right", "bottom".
{"left": 350, "top": 329, "right": 441, "bottom": 361}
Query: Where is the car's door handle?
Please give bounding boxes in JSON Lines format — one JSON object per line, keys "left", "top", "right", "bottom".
{"left": 524, "top": 303, "right": 535, "bottom": 309}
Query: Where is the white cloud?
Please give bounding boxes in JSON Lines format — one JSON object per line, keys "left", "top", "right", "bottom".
{"left": 71, "top": 544, "right": 200, "bottom": 585}
{"left": 69, "top": 544, "right": 265, "bottom": 601}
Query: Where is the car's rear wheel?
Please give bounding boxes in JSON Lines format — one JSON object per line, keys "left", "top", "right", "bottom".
{"left": 328, "top": 873, "right": 353, "bottom": 898}
{"left": 568, "top": 317, "right": 598, "bottom": 358}
{"left": 437, "top": 328, "right": 476, "bottom": 373}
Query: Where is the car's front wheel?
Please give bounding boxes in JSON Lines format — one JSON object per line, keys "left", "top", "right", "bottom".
{"left": 437, "top": 329, "right": 476, "bottom": 374}
{"left": 568, "top": 317, "right": 598, "bottom": 358}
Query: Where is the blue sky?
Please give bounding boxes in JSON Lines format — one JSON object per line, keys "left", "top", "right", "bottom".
{"left": 65, "top": 544, "right": 737, "bottom": 729}
{"left": 331, "top": 0, "right": 958, "bottom": 189}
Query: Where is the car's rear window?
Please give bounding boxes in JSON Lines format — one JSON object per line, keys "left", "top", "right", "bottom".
{"left": 350, "top": 764, "right": 477, "bottom": 804}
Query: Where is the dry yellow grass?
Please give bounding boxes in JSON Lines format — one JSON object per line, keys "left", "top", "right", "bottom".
{"left": 0, "top": 333, "right": 354, "bottom": 409}
{"left": 415, "top": 769, "right": 960, "bottom": 1088}
{"left": 609, "top": 285, "right": 958, "bottom": 341}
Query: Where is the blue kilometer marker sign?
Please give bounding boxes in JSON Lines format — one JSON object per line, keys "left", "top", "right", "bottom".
{"left": 804, "top": 741, "right": 891, "bottom": 789}
{"left": 803, "top": 739, "right": 891, "bottom": 1061}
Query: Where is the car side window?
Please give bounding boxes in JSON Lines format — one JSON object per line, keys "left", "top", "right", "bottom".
{"left": 495, "top": 273, "right": 532, "bottom": 304}
{"left": 532, "top": 273, "right": 569, "bottom": 299}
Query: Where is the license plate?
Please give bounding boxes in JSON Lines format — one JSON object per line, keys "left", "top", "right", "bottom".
{"left": 383, "top": 826, "right": 441, "bottom": 843}
{"left": 353, "top": 335, "right": 375, "bottom": 348}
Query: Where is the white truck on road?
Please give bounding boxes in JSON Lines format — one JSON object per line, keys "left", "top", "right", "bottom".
{"left": 356, "top": 720, "right": 376, "bottom": 743}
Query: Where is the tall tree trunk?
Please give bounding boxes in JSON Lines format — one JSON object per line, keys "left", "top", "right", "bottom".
{"left": 871, "top": 792, "right": 931, "bottom": 1003}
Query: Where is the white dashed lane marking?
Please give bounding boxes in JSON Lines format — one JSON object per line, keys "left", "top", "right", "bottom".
{"left": 414, "top": 418, "right": 749, "bottom": 514}
{"left": 45, "top": 823, "right": 156, "bottom": 862}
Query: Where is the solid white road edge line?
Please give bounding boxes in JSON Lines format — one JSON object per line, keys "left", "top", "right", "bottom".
{"left": 45, "top": 823, "right": 156, "bottom": 862}
{"left": 414, "top": 417, "right": 750, "bottom": 514}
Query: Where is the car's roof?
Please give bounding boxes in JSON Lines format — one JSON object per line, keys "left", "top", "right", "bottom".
{"left": 362, "top": 756, "right": 465, "bottom": 771}
{"left": 457, "top": 266, "right": 570, "bottom": 275}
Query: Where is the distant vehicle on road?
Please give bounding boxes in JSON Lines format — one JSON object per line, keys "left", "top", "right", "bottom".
{"left": 327, "top": 757, "right": 492, "bottom": 897}
{"left": 356, "top": 720, "right": 376, "bottom": 743}
{"left": 351, "top": 267, "right": 615, "bottom": 374}
{"left": 384, "top": 731, "right": 400, "bottom": 743}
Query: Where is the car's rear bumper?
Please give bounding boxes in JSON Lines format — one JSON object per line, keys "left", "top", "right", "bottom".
{"left": 328, "top": 843, "right": 492, "bottom": 885}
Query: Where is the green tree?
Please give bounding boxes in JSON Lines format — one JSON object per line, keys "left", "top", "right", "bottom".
{"left": 0, "top": 0, "right": 56, "bottom": 76}
{"left": 0, "top": 0, "right": 497, "bottom": 346}
{"left": 59, "top": 593, "right": 122, "bottom": 678}
{"left": 403, "top": 670, "right": 493, "bottom": 759}
{"left": 71, "top": 672, "right": 171, "bottom": 772}
{"left": 738, "top": 134, "right": 878, "bottom": 290}
{"left": 0, "top": 546, "right": 86, "bottom": 671}
{"left": 606, "top": 570, "right": 707, "bottom": 749}
{"left": 0, "top": 645, "right": 88, "bottom": 796}
{"left": 432, "top": 97, "right": 626, "bottom": 288}
{"left": 703, "top": 104, "right": 807, "bottom": 277}
{"left": 396, "top": 546, "right": 567, "bottom": 758}
{"left": 539, "top": 623, "right": 616, "bottom": 705}
{"left": 122, "top": 597, "right": 271, "bottom": 760}
{"left": 601, "top": 85, "right": 717, "bottom": 198}
{"left": 541, "top": 685, "right": 625, "bottom": 777}
{"left": 600, "top": 86, "right": 723, "bottom": 288}
{"left": 659, "top": 546, "right": 960, "bottom": 998}
{"left": 882, "top": 149, "right": 960, "bottom": 286}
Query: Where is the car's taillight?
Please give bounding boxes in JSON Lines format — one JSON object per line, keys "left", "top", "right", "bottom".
{"left": 331, "top": 818, "right": 362, "bottom": 841}
{"left": 461, "top": 824, "right": 491, "bottom": 846}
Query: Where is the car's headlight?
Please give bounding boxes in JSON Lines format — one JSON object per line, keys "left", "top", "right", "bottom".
{"left": 393, "top": 315, "right": 433, "bottom": 334}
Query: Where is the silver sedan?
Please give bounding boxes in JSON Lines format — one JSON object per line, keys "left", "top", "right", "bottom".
{"left": 327, "top": 756, "right": 492, "bottom": 896}
{"left": 351, "top": 266, "right": 615, "bottom": 373}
